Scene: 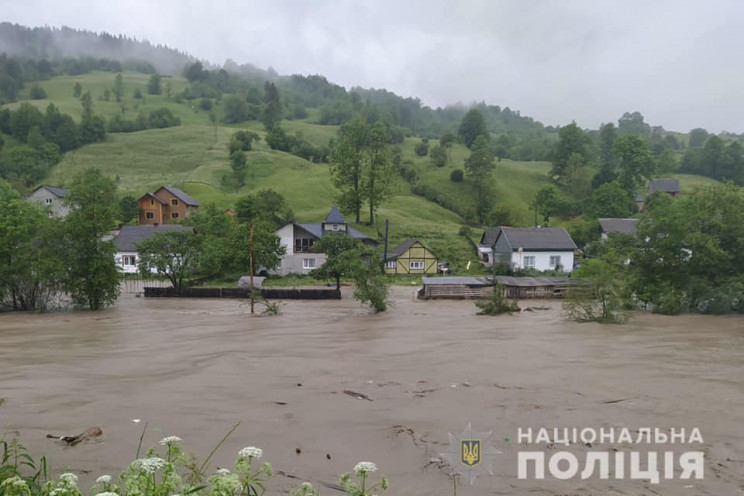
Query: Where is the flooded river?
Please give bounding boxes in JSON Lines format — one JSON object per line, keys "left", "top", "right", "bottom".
{"left": 1, "top": 288, "right": 742, "bottom": 495}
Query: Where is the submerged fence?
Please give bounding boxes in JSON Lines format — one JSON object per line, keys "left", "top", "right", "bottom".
{"left": 143, "top": 286, "right": 341, "bottom": 300}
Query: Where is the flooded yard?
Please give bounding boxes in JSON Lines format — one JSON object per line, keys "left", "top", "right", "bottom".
{"left": 1, "top": 288, "right": 742, "bottom": 495}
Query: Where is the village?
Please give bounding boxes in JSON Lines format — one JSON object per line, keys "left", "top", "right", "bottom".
{"left": 25, "top": 177, "right": 683, "bottom": 304}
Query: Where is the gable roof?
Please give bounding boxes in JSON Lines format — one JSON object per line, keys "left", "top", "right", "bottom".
{"left": 386, "top": 238, "right": 427, "bottom": 259}
{"left": 156, "top": 186, "right": 200, "bottom": 206}
{"left": 647, "top": 178, "right": 680, "bottom": 194}
{"left": 138, "top": 192, "right": 167, "bottom": 205}
{"left": 323, "top": 205, "right": 346, "bottom": 224}
{"left": 480, "top": 227, "right": 502, "bottom": 247}
{"left": 298, "top": 223, "right": 371, "bottom": 241}
{"left": 599, "top": 218, "right": 639, "bottom": 235}
{"left": 33, "top": 185, "right": 68, "bottom": 198}
{"left": 498, "top": 227, "right": 577, "bottom": 251}
{"left": 115, "top": 225, "right": 193, "bottom": 252}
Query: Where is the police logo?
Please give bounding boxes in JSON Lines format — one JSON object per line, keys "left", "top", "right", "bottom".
{"left": 442, "top": 423, "right": 500, "bottom": 484}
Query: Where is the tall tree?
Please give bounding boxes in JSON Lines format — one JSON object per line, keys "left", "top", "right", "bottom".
{"left": 458, "top": 108, "right": 489, "bottom": 148}
{"left": 612, "top": 134, "right": 655, "bottom": 194}
{"left": 113, "top": 73, "right": 124, "bottom": 102}
{"left": 80, "top": 91, "right": 94, "bottom": 118}
{"left": 551, "top": 122, "right": 592, "bottom": 180}
{"left": 330, "top": 117, "right": 368, "bottom": 224}
{"left": 593, "top": 122, "right": 618, "bottom": 187}
{"left": 688, "top": 128, "right": 709, "bottom": 148}
{"left": 362, "top": 122, "right": 394, "bottom": 225}
{"left": 147, "top": 73, "right": 162, "bottom": 95}
{"left": 262, "top": 82, "right": 282, "bottom": 131}
{"left": 63, "top": 168, "right": 120, "bottom": 310}
{"left": 137, "top": 230, "right": 200, "bottom": 289}
{"left": 617, "top": 111, "right": 651, "bottom": 138}
{"left": 464, "top": 135, "right": 496, "bottom": 223}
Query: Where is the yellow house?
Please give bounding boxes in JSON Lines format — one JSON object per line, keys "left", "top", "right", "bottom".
{"left": 384, "top": 239, "right": 438, "bottom": 275}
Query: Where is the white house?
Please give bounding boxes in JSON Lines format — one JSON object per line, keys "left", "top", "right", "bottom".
{"left": 492, "top": 227, "right": 577, "bottom": 273}
{"left": 274, "top": 206, "right": 376, "bottom": 276}
{"left": 114, "top": 225, "right": 193, "bottom": 274}
{"left": 27, "top": 185, "right": 69, "bottom": 218}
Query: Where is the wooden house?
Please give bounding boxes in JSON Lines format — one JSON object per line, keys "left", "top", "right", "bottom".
{"left": 384, "top": 239, "right": 438, "bottom": 275}
{"left": 138, "top": 186, "right": 199, "bottom": 225}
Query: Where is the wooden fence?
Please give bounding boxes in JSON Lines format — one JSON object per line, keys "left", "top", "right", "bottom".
{"left": 143, "top": 286, "right": 341, "bottom": 300}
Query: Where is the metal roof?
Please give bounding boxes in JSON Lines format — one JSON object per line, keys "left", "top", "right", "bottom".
{"left": 498, "top": 227, "right": 577, "bottom": 251}
{"left": 115, "top": 225, "right": 193, "bottom": 252}
{"left": 647, "top": 178, "right": 680, "bottom": 194}
{"left": 323, "top": 205, "right": 346, "bottom": 224}
{"left": 33, "top": 185, "right": 68, "bottom": 198}
{"left": 598, "top": 218, "right": 639, "bottom": 235}
{"left": 479, "top": 227, "right": 501, "bottom": 247}
{"left": 421, "top": 276, "right": 490, "bottom": 286}
{"left": 493, "top": 276, "right": 572, "bottom": 287}
{"left": 157, "top": 186, "right": 200, "bottom": 206}
{"left": 298, "top": 223, "right": 371, "bottom": 241}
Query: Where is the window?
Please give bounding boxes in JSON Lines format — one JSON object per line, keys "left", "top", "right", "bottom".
{"left": 150, "top": 199, "right": 154, "bottom": 205}
{"left": 332, "top": 224, "right": 339, "bottom": 231}
{"left": 295, "top": 238, "right": 314, "bottom": 253}
{"left": 44, "top": 198, "right": 53, "bottom": 205}
{"left": 549, "top": 255, "right": 561, "bottom": 268}
{"left": 410, "top": 261, "right": 425, "bottom": 270}
{"left": 385, "top": 261, "right": 397, "bottom": 269}
{"left": 303, "top": 258, "right": 316, "bottom": 269}
{"left": 171, "top": 199, "right": 179, "bottom": 206}
{"left": 122, "top": 255, "right": 136, "bottom": 266}
{"left": 146, "top": 212, "right": 154, "bottom": 219}
{"left": 171, "top": 212, "right": 180, "bottom": 219}
{"left": 523, "top": 256, "right": 535, "bottom": 269}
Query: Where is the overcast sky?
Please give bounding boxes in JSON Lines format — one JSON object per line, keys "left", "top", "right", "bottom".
{"left": 3, "top": 0, "right": 743, "bottom": 132}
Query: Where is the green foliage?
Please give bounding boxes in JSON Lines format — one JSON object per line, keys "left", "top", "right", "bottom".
{"left": 79, "top": 91, "right": 94, "bottom": 117}
{"left": 235, "top": 189, "right": 294, "bottom": 227}
{"left": 312, "top": 234, "right": 363, "bottom": 289}
{"left": 551, "top": 122, "right": 592, "bottom": 180}
{"left": 450, "top": 169, "right": 463, "bottom": 182}
{"left": 29, "top": 85, "right": 46, "bottom": 100}
{"left": 464, "top": 135, "right": 495, "bottom": 223}
{"left": 199, "top": 98, "right": 213, "bottom": 111}
{"left": 475, "top": 287, "right": 519, "bottom": 315}
{"left": 563, "top": 259, "right": 631, "bottom": 323}
{"left": 414, "top": 140, "right": 428, "bottom": 157}
{"left": 339, "top": 462, "right": 389, "bottom": 496}
{"left": 429, "top": 144, "right": 447, "bottom": 167}
{"left": 113, "top": 73, "right": 124, "bottom": 102}
{"left": 148, "top": 107, "right": 181, "bottom": 128}
{"left": 118, "top": 195, "right": 140, "bottom": 224}
{"left": 611, "top": 134, "right": 654, "bottom": 194}
{"left": 617, "top": 111, "right": 651, "bottom": 138}
{"left": 262, "top": 82, "right": 282, "bottom": 131}
{"left": 533, "top": 184, "right": 569, "bottom": 225}
{"left": 63, "top": 168, "right": 120, "bottom": 310}
{"left": 458, "top": 108, "right": 489, "bottom": 148}
{"left": 586, "top": 181, "right": 636, "bottom": 218}
{"left": 680, "top": 136, "right": 743, "bottom": 184}
{"left": 137, "top": 230, "right": 200, "bottom": 288}
{"left": 73, "top": 81, "right": 82, "bottom": 98}
{"left": 688, "top": 128, "right": 709, "bottom": 148}
{"left": 148, "top": 73, "right": 163, "bottom": 95}
{"left": 133, "top": 88, "right": 143, "bottom": 99}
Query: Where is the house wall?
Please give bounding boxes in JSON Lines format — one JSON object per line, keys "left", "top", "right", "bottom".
{"left": 509, "top": 250, "right": 574, "bottom": 273}
{"left": 153, "top": 188, "right": 193, "bottom": 223}
{"left": 27, "top": 189, "right": 69, "bottom": 218}
{"left": 492, "top": 234, "right": 513, "bottom": 267}
{"left": 115, "top": 251, "right": 141, "bottom": 274}
{"left": 274, "top": 253, "right": 327, "bottom": 276}
{"left": 138, "top": 197, "right": 164, "bottom": 225}
{"left": 385, "top": 244, "right": 438, "bottom": 275}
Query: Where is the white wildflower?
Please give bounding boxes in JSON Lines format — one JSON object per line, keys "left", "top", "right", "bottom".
{"left": 159, "top": 436, "right": 182, "bottom": 446}
{"left": 300, "top": 482, "right": 313, "bottom": 489}
{"left": 353, "top": 462, "right": 377, "bottom": 475}
{"left": 136, "top": 457, "right": 165, "bottom": 474}
{"left": 60, "top": 473, "right": 78, "bottom": 485}
{"left": 12, "top": 479, "right": 28, "bottom": 488}
{"left": 50, "top": 489, "right": 63, "bottom": 496}
{"left": 94, "top": 492, "right": 119, "bottom": 496}
{"left": 216, "top": 468, "right": 231, "bottom": 476}
{"left": 238, "top": 446, "right": 262, "bottom": 459}
{"left": 96, "top": 475, "right": 112, "bottom": 484}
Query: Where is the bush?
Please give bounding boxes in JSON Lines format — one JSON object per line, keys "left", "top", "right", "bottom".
{"left": 148, "top": 108, "right": 181, "bottom": 128}
{"left": 475, "top": 286, "right": 520, "bottom": 315}
{"left": 199, "top": 98, "right": 213, "bottom": 111}
{"left": 29, "top": 85, "right": 47, "bottom": 99}
{"left": 133, "top": 88, "right": 143, "bottom": 99}
{"left": 414, "top": 140, "right": 429, "bottom": 157}
{"left": 563, "top": 259, "right": 631, "bottom": 323}
{"left": 450, "top": 169, "right": 463, "bottom": 182}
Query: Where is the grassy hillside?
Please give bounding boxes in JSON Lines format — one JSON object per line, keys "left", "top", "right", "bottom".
{"left": 8, "top": 71, "right": 725, "bottom": 272}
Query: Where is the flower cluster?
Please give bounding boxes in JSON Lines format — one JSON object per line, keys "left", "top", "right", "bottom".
{"left": 1, "top": 477, "right": 31, "bottom": 496}
{"left": 134, "top": 456, "right": 166, "bottom": 474}
{"left": 340, "top": 461, "right": 388, "bottom": 496}
{"left": 159, "top": 436, "right": 183, "bottom": 446}
{"left": 238, "top": 446, "right": 262, "bottom": 459}
{"left": 59, "top": 474, "right": 78, "bottom": 486}
{"left": 353, "top": 462, "right": 377, "bottom": 475}
{"left": 95, "top": 476, "right": 112, "bottom": 485}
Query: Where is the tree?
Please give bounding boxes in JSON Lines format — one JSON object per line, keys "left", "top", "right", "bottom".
{"left": 113, "top": 73, "right": 124, "bottom": 102}
{"left": 118, "top": 196, "right": 139, "bottom": 224}
{"left": 80, "top": 91, "right": 94, "bottom": 118}
{"left": 147, "top": 73, "right": 162, "bottom": 95}
{"left": 262, "top": 82, "right": 282, "bottom": 131}
{"left": 464, "top": 135, "right": 495, "bottom": 223}
{"left": 226, "top": 222, "right": 285, "bottom": 275}
{"left": 563, "top": 152, "right": 593, "bottom": 200}
{"left": 612, "top": 134, "right": 654, "bottom": 194}
{"left": 312, "top": 235, "right": 362, "bottom": 290}
{"left": 352, "top": 245, "right": 389, "bottom": 312}
{"left": 551, "top": 122, "right": 592, "bottom": 180}
{"left": 330, "top": 117, "right": 367, "bottom": 223}
{"left": 222, "top": 95, "right": 253, "bottom": 124}
{"left": 0, "top": 180, "right": 63, "bottom": 311}
{"left": 229, "top": 130, "right": 259, "bottom": 153}
{"left": 534, "top": 184, "right": 564, "bottom": 226}
{"left": 73, "top": 82, "right": 82, "bottom": 98}
{"left": 79, "top": 115, "right": 106, "bottom": 144}
{"left": 617, "top": 111, "right": 651, "bottom": 138}
{"left": 63, "top": 168, "right": 120, "bottom": 310}
{"left": 230, "top": 150, "right": 247, "bottom": 186}
{"left": 361, "top": 121, "right": 394, "bottom": 225}
{"left": 184, "top": 61, "right": 207, "bottom": 83}
{"left": 235, "top": 189, "right": 294, "bottom": 227}
{"left": 494, "top": 134, "right": 511, "bottom": 162}
{"left": 593, "top": 122, "right": 618, "bottom": 187}
{"left": 414, "top": 139, "right": 429, "bottom": 157}
{"left": 586, "top": 181, "right": 636, "bottom": 218}
{"left": 429, "top": 144, "right": 447, "bottom": 167}
{"left": 458, "top": 108, "right": 489, "bottom": 148}
{"left": 29, "top": 85, "right": 47, "bottom": 99}
{"left": 563, "top": 259, "right": 631, "bottom": 323}
{"left": 450, "top": 169, "right": 464, "bottom": 182}
{"left": 137, "top": 230, "right": 200, "bottom": 288}
{"left": 148, "top": 108, "right": 180, "bottom": 128}
{"left": 688, "top": 128, "right": 709, "bottom": 148}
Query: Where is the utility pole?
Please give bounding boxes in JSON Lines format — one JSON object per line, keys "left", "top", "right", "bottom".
{"left": 382, "top": 219, "right": 389, "bottom": 273}
{"left": 250, "top": 223, "right": 254, "bottom": 315}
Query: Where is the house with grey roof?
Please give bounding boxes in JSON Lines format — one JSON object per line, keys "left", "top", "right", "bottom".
{"left": 477, "top": 227, "right": 502, "bottom": 264}
{"left": 599, "top": 218, "right": 639, "bottom": 240}
{"left": 114, "top": 224, "right": 193, "bottom": 273}
{"left": 492, "top": 227, "right": 577, "bottom": 273}
{"left": 647, "top": 178, "right": 680, "bottom": 196}
{"left": 27, "top": 185, "right": 69, "bottom": 218}
{"left": 274, "top": 206, "right": 376, "bottom": 276}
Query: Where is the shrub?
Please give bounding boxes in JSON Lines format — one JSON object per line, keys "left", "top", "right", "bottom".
{"left": 199, "top": 98, "right": 213, "bottom": 111}
{"left": 450, "top": 169, "right": 464, "bottom": 182}
{"left": 29, "top": 85, "right": 47, "bottom": 100}
{"left": 475, "top": 286, "right": 520, "bottom": 315}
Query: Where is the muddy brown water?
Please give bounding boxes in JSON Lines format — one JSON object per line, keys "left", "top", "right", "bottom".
{"left": 1, "top": 288, "right": 742, "bottom": 495}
